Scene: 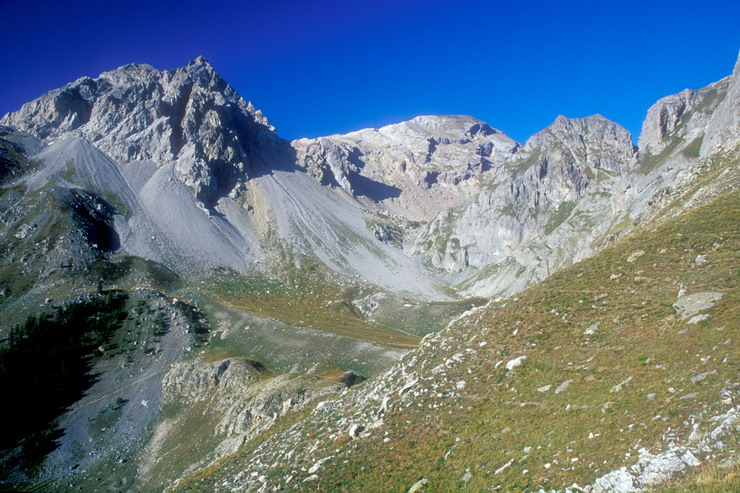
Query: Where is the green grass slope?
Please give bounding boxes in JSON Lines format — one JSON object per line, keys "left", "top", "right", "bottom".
{"left": 177, "top": 184, "right": 738, "bottom": 492}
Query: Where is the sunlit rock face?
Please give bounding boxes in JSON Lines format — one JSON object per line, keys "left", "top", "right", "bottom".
{"left": 292, "top": 115, "right": 520, "bottom": 221}
{"left": 411, "top": 115, "right": 637, "bottom": 275}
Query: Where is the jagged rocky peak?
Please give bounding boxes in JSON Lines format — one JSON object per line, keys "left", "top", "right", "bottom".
{"left": 638, "top": 89, "right": 696, "bottom": 156}
{"left": 1, "top": 56, "right": 278, "bottom": 205}
{"left": 489, "top": 114, "right": 636, "bottom": 213}
{"left": 639, "top": 53, "right": 739, "bottom": 158}
{"left": 523, "top": 114, "right": 637, "bottom": 173}
{"left": 292, "top": 115, "right": 520, "bottom": 220}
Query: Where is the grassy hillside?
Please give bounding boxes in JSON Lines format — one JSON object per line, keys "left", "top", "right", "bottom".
{"left": 177, "top": 186, "right": 738, "bottom": 491}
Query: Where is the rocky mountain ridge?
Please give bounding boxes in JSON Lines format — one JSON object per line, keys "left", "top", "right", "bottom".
{"left": 5, "top": 56, "right": 736, "bottom": 300}
{"left": 408, "top": 62, "right": 738, "bottom": 297}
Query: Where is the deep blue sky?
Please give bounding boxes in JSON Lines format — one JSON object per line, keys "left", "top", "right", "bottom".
{"left": 1, "top": 0, "right": 738, "bottom": 143}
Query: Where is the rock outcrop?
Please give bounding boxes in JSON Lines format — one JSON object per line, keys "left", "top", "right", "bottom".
{"left": 149, "top": 356, "right": 355, "bottom": 484}
{"left": 162, "top": 357, "right": 342, "bottom": 438}
{"left": 1, "top": 56, "right": 278, "bottom": 205}
{"left": 162, "top": 357, "right": 266, "bottom": 401}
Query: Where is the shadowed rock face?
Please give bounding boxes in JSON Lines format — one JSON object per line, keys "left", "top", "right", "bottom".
{"left": 1, "top": 56, "right": 279, "bottom": 205}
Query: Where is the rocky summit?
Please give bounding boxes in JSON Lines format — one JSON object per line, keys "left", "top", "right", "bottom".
{"left": 2, "top": 56, "right": 278, "bottom": 205}
{"left": 0, "top": 54, "right": 737, "bottom": 492}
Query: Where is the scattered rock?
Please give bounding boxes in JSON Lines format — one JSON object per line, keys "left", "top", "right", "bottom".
{"left": 408, "top": 478, "right": 428, "bottom": 493}
{"left": 338, "top": 371, "right": 367, "bottom": 387}
{"left": 400, "top": 378, "right": 419, "bottom": 395}
{"left": 592, "top": 444, "right": 708, "bottom": 492}
{"left": 584, "top": 322, "right": 599, "bottom": 335}
{"left": 627, "top": 250, "right": 645, "bottom": 263}
{"left": 495, "top": 459, "right": 514, "bottom": 475}
{"left": 591, "top": 467, "right": 636, "bottom": 492}
{"left": 506, "top": 355, "right": 527, "bottom": 371}
{"left": 14, "top": 224, "right": 36, "bottom": 239}
{"left": 611, "top": 377, "right": 633, "bottom": 393}
{"left": 537, "top": 385, "right": 552, "bottom": 393}
{"left": 555, "top": 379, "right": 573, "bottom": 394}
{"left": 348, "top": 424, "right": 365, "bottom": 439}
{"left": 682, "top": 451, "right": 701, "bottom": 467}
{"left": 687, "top": 314, "right": 708, "bottom": 324}
{"left": 308, "top": 456, "right": 333, "bottom": 474}
{"left": 673, "top": 292, "right": 724, "bottom": 318}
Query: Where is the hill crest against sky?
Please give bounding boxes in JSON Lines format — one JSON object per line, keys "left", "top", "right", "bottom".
{"left": 1, "top": 0, "right": 738, "bottom": 143}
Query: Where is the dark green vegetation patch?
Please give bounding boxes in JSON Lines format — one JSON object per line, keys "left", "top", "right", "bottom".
{"left": 0, "top": 291, "right": 128, "bottom": 466}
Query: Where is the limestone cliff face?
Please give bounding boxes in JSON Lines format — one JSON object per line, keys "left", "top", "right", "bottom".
{"left": 638, "top": 53, "right": 738, "bottom": 159}
{"left": 638, "top": 89, "right": 696, "bottom": 156}
{"left": 527, "top": 114, "right": 636, "bottom": 174}
{"left": 412, "top": 115, "right": 637, "bottom": 273}
{"left": 292, "top": 115, "right": 520, "bottom": 221}
{"left": 411, "top": 58, "right": 738, "bottom": 298}
{"left": 1, "top": 57, "right": 278, "bottom": 205}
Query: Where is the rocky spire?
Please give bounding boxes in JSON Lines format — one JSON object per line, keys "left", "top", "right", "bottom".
{"left": 1, "top": 57, "right": 278, "bottom": 205}
{"left": 638, "top": 52, "right": 739, "bottom": 158}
